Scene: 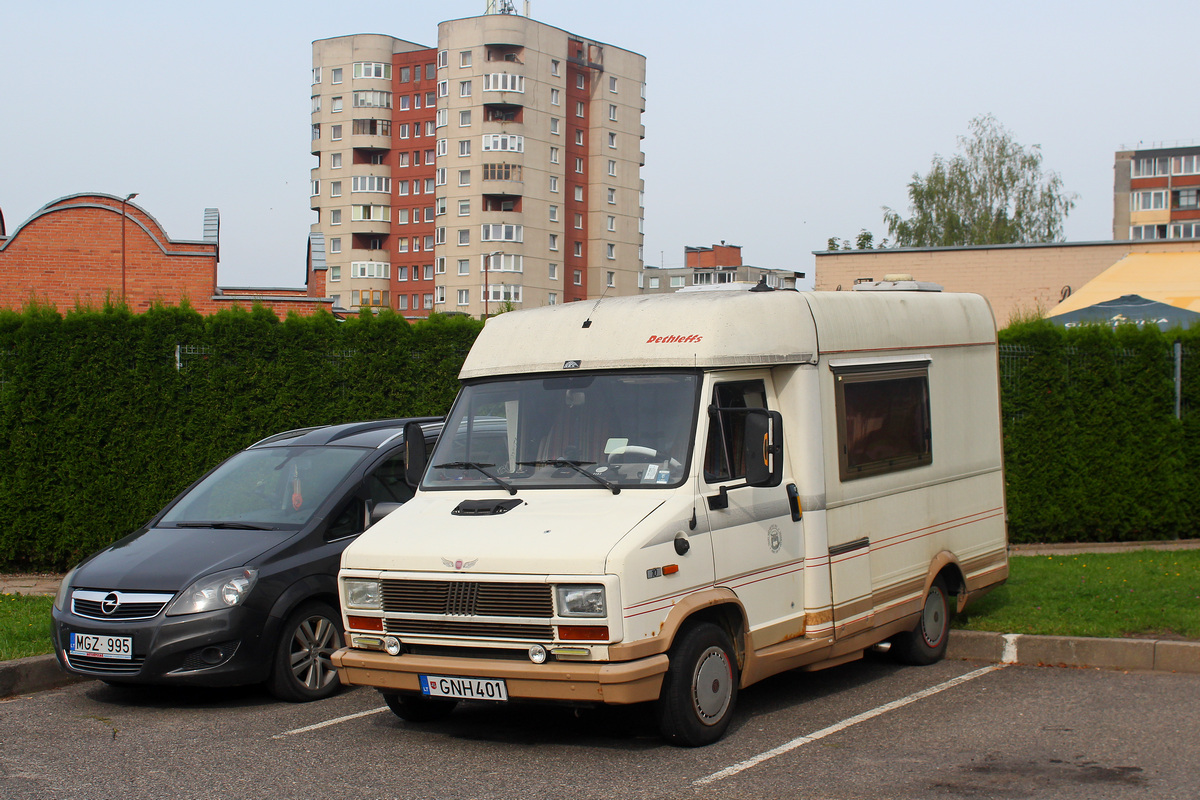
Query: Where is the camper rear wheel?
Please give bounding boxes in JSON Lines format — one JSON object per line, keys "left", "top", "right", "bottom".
{"left": 890, "top": 576, "right": 951, "bottom": 665}
{"left": 655, "top": 622, "right": 739, "bottom": 747}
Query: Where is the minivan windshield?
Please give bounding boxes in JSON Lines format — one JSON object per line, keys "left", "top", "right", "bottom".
{"left": 424, "top": 371, "right": 699, "bottom": 491}
{"left": 160, "top": 446, "right": 366, "bottom": 528}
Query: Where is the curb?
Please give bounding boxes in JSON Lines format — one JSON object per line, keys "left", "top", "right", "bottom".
{"left": 946, "top": 629, "right": 1200, "bottom": 674}
{"left": 0, "top": 653, "right": 89, "bottom": 698}
{"left": 2, "top": 630, "right": 1196, "bottom": 700}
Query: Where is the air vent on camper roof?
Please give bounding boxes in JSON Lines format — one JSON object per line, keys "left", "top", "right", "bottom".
{"left": 853, "top": 275, "right": 943, "bottom": 292}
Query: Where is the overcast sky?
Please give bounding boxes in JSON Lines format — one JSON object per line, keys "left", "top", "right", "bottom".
{"left": 3, "top": 0, "right": 1198, "bottom": 289}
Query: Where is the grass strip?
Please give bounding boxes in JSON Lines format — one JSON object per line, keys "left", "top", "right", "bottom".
{"left": 0, "top": 594, "right": 54, "bottom": 661}
{"left": 955, "top": 550, "right": 1200, "bottom": 640}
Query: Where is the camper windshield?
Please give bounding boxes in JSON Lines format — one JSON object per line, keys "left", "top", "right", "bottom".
{"left": 424, "top": 371, "right": 699, "bottom": 491}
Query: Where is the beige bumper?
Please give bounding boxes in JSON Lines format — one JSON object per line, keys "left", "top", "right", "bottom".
{"left": 332, "top": 647, "right": 669, "bottom": 705}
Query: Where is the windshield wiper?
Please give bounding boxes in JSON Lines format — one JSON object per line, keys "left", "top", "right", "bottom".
{"left": 517, "top": 460, "right": 620, "bottom": 495}
{"left": 171, "top": 521, "right": 278, "bottom": 530}
{"left": 432, "top": 462, "right": 517, "bottom": 495}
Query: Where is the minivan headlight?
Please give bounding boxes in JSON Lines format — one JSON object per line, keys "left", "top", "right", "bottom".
{"left": 344, "top": 578, "right": 382, "bottom": 610}
{"left": 166, "top": 568, "right": 258, "bottom": 616}
{"left": 53, "top": 565, "right": 79, "bottom": 612}
{"left": 555, "top": 584, "right": 606, "bottom": 617}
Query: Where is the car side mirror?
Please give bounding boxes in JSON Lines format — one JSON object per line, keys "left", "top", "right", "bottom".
{"left": 370, "top": 501, "right": 404, "bottom": 526}
{"left": 744, "top": 409, "right": 784, "bottom": 488}
{"left": 404, "top": 421, "right": 428, "bottom": 488}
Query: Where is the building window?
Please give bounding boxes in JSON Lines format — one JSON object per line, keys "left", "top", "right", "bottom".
{"left": 670, "top": 276, "right": 685, "bottom": 288}
{"left": 352, "top": 118, "right": 390, "bottom": 136}
{"left": 549, "top": 234, "right": 559, "bottom": 251}
{"left": 608, "top": 104, "right": 618, "bottom": 121}
{"left": 330, "top": 124, "right": 342, "bottom": 141}
{"left": 352, "top": 176, "right": 390, "bottom": 193}
{"left": 397, "top": 180, "right": 409, "bottom": 196}
{"left": 437, "top": 80, "right": 449, "bottom": 97}
{"left": 606, "top": 244, "right": 616, "bottom": 260}
{"left": 457, "top": 139, "right": 471, "bottom": 158}
{"left": 551, "top": 88, "right": 560, "bottom": 106}
{"left": 608, "top": 132, "right": 617, "bottom": 149}
{"left": 328, "top": 237, "right": 341, "bottom": 254}
{"left": 398, "top": 151, "right": 410, "bottom": 167}
{"left": 331, "top": 67, "right": 342, "bottom": 84}
{"left": 550, "top": 147, "right": 560, "bottom": 164}
{"left": 575, "top": 157, "right": 584, "bottom": 173}
{"left": 330, "top": 267, "right": 341, "bottom": 283}
{"left": 460, "top": 50, "right": 472, "bottom": 67}
{"left": 1132, "top": 157, "right": 1170, "bottom": 178}
{"left": 549, "top": 175, "right": 559, "bottom": 193}
{"left": 550, "top": 118, "right": 560, "bottom": 135}
{"left": 482, "top": 134, "right": 525, "bottom": 153}
{"left": 457, "top": 289, "right": 469, "bottom": 306}
{"left": 576, "top": 101, "right": 585, "bottom": 117}
{"left": 399, "top": 123, "right": 410, "bottom": 139}
{"left": 1174, "top": 189, "right": 1200, "bottom": 210}
{"left": 573, "top": 270, "right": 582, "bottom": 286}
{"left": 607, "top": 215, "right": 616, "bottom": 231}
{"left": 437, "top": 50, "right": 448, "bottom": 69}
{"left": 458, "top": 200, "right": 470, "bottom": 216}
{"left": 551, "top": 60, "right": 560, "bottom": 76}
{"left": 609, "top": 76, "right": 618, "bottom": 93}
{"left": 330, "top": 209, "right": 341, "bottom": 225}
{"left": 330, "top": 181, "right": 342, "bottom": 197}
{"left": 481, "top": 224, "right": 524, "bottom": 242}
{"left": 608, "top": 160, "right": 617, "bottom": 176}
{"left": 400, "top": 95, "right": 410, "bottom": 111}
{"left": 459, "top": 170, "right": 471, "bottom": 186}
{"left": 350, "top": 261, "right": 390, "bottom": 279}
{"left": 460, "top": 80, "right": 472, "bottom": 97}
{"left": 312, "top": 67, "right": 321, "bottom": 84}
{"left": 458, "top": 259, "right": 470, "bottom": 275}
{"left": 353, "top": 91, "right": 392, "bottom": 108}
{"left": 397, "top": 239, "right": 408, "bottom": 253}
{"left": 549, "top": 205, "right": 558, "bottom": 222}
{"left": 1131, "top": 190, "right": 1167, "bottom": 211}
{"left": 573, "top": 241, "right": 583, "bottom": 257}
{"left": 460, "top": 110, "right": 471, "bottom": 127}
{"left": 607, "top": 188, "right": 617, "bottom": 204}
{"left": 458, "top": 229, "right": 470, "bottom": 245}
{"left": 425, "top": 177, "right": 436, "bottom": 193}
{"left": 573, "top": 213, "right": 583, "bottom": 230}
{"left": 311, "top": 95, "right": 321, "bottom": 113}
{"left": 574, "top": 185, "right": 584, "bottom": 201}
{"left": 548, "top": 292, "right": 558, "bottom": 305}
{"left": 310, "top": 179, "right": 320, "bottom": 196}
{"left": 436, "top": 108, "right": 448, "bottom": 127}
{"left": 353, "top": 62, "right": 391, "bottom": 80}
{"left": 607, "top": 270, "right": 615, "bottom": 285}
{"left": 549, "top": 263, "right": 558, "bottom": 280}
{"left": 484, "top": 253, "right": 523, "bottom": 273}
{"left": 649, "top": 277, "right": 659, "bottom": 289}
{"left": 351, "top": 205, "right": 389, "bottom": 221}
{"left": 331, "top": 152, "right": 342, "bottom": 169}
{"left": 483, "top": 73, "right": 525, "bottom": 92}
{"left": 575, "top": 129, "right": 584, "bottom": 146}
{"left": 436, "top": 286, "right": 446, "bottom": 304}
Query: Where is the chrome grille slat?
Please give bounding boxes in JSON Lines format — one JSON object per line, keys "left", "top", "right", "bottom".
{"left": 66, "top": 654, "right": 145, "bottom": 675}
{"left": 385, "top": 619, "right": 554, "bottom": 640}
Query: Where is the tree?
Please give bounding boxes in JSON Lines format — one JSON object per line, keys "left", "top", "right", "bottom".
{"left": 826, "top": 230, "right": 888, "bottom": 251}
{"left": 883, "top": 114, "right": 1077, "bottom": 247}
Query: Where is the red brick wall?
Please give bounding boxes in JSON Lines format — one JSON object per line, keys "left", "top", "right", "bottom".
{"left": 686, "top": 244, "right": 743, "bottom": 269}
{"left": 0, "top": 194, "right": 334, "bottom": 318}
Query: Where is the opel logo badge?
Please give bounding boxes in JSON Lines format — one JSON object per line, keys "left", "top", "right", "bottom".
{"left": 100, "top": 592, "right": 120, "bottom": 616}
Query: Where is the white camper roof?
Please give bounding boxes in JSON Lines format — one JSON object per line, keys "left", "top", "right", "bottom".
{"left": 459, "top": 288, "right": 997, "bottom": 379}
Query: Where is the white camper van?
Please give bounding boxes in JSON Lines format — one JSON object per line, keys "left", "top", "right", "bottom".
{"left": 332, "top": 281, "right": 1008, "bottom": 746}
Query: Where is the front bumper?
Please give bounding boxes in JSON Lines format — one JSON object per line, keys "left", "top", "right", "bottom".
{"left": 332, "top": 647, "right": 669, "bottom": 705}
{"left": 51, "top": 606, "right": 270, "bottom": 687}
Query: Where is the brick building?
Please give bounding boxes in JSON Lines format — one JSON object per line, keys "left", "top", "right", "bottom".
{"left": 641, "top": 242, "right": 804, "bottom": 293}
{"left": 0, "top": 193, "right": 334, "bottom": 316}
{"left": 813, "top": 238, "right": 1200, "bottom": 327}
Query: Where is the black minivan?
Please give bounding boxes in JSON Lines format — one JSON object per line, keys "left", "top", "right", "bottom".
{"left": 51, "top": 417, "right": 441, "bottom": 701}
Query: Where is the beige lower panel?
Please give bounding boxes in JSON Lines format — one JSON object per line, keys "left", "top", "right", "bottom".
{"left": 332, "top": 648, "right": 669, "bottom": 705}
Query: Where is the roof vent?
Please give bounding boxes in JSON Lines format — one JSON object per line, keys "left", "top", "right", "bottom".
{"left": 853, "top": 276, "right": 943, "bottom": 292}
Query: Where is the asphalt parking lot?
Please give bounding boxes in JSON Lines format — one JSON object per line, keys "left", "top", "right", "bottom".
{"left": 3, "top": 652, "right": 1198, "bottom": 800}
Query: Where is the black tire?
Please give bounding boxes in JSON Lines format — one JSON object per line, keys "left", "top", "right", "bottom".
{"left": 382, "top": 691, "right": 459, "bottom": 722}
{"left": 655, "top": 621, "right": 739, "bottom": 747}
{"left": 890, "top": 576, "right": 952, "bottom": 666}
{"left": 267, "top": 601, "right": 343, "bottom": 702}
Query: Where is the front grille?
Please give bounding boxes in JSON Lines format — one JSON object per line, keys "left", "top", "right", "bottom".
{"left": 382, "top": 579, "right": 552, "bottom": 617}
{"left": 385, "top": 618, "right": 554, "bottom": 641}
{"left": 71, "top": 590, "right": 173, "bottom": 621}
{"left": 66, "top": 654, "right": 145, "bottom": 675}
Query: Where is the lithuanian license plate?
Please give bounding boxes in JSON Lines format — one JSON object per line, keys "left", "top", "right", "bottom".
{"left": 420, "top": 674, "right": 508, "bottom": 701}
{"left": 69, "top": 632, "right": 133, "bottom": 660}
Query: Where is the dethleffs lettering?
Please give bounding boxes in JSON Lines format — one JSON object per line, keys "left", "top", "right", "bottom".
{"left": 646, "top": 334, "right": 703, "bottom": 344}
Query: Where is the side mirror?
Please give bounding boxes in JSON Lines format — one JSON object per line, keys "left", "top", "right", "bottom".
{"left": 404, "top": 421, "right": 428, "bottom": 488}
{"left": 743, "top": 409, "right": 784, "bottom": 488}
{"left": 370, "top": 501, "right": 404, "bottom": 526}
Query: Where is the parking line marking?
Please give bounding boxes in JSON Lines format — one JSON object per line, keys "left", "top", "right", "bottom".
{"left": 272, "top": 706, "right": 389, "bottom": 739}
{"left": 694, "top": 664, "right": 1006, "bottom": 786}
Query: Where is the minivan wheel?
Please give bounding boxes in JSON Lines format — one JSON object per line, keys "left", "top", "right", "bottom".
{"left": 655, "top": 622, "right": 739, "bottom": 747}
{"left": 267, "top": 601, "right": 343, "bottom": 702}
{"left": 890, "top": 577, "right": 951, "bottom": 666}
{"left": 382, "top": 691, "right": 458, "bottom": 722}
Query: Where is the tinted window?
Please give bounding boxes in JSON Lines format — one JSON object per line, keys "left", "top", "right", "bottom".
{"left": 834, "top": 366, "right": 931, "bottom": 480}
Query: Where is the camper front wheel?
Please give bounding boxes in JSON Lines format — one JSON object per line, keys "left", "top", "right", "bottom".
{"left": 890, "top": 576, "right": 951, "bottom": 665}
{"left": 656, "top": 622, "right": 739, "bottom": 746}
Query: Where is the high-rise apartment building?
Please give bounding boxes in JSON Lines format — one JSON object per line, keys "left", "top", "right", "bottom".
{"left": 1114, "top": 143, "right": 1200, "bottom": 241}
{"left": 310, "top": 9, "right": 646, "bottom": 317}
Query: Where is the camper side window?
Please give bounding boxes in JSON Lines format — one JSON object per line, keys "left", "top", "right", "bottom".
{"left": 834, "top": 365, "right": 931, "bottom": 481}
{"left": 704, "top": 380, "right": 768, "bottom": 483}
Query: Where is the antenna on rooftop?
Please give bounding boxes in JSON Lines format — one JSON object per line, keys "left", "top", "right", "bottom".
{"left": 486, "top": 0, "right": 519, "bottom": 14}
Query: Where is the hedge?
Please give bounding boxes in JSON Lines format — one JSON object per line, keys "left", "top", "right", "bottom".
{"left": 0, "top": 303, "right": 481, "bottom": 571}
{"left": 0, "top": 304, "right": 1196, "bottom": 570}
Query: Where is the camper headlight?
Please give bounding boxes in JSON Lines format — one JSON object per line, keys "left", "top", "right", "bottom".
{"left": 344, "top": 579, "right": 382, "bottom": 610}
{"left": 555, "top": 584, "right": 606, "bottom": 617}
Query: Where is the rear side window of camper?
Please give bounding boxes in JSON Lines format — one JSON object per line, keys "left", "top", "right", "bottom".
{"left": 833, "top": 364, "right": 932, "bottom": 481}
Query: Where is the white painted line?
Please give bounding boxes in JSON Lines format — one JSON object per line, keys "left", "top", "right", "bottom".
{"left": 272, "top": 706, "right": 389, "bottom": 739}
{"left": 694, "top": 664, "right": 1006, "bottom": 786}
